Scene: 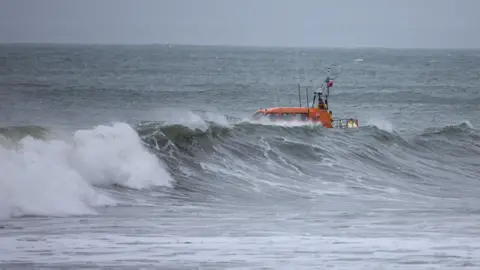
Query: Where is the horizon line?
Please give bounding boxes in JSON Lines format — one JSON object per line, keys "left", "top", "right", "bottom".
{"left": 1, "top": 41, "right": 479, "bottom": 50}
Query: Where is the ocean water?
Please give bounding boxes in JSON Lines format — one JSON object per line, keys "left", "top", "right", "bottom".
{"left": 1, "top": 44, "right": 480, "bottom": 269}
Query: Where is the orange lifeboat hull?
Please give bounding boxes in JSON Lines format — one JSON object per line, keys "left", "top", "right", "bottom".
{"left": 253, "top": 107, "right": 333, "bottom": 128}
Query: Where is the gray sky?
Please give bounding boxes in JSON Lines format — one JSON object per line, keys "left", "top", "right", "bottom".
{"left": 1, "top": 0, "right": 479, "bottom": 48}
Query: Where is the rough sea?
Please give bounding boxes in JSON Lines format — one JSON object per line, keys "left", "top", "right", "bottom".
{"left": 1, "top": 44, "right": 480, "bottom": 269}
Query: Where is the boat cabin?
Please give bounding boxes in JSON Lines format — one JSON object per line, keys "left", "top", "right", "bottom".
{"left": 252, "top": 111, "right": 309, "bottom": 121}
{"left": 253, "top": 107, "right": 333, "bottom": 128}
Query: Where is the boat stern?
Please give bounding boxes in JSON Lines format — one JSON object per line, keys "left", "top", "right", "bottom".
{"left": 332, "top": 118, "right": 359, "bottom": 128}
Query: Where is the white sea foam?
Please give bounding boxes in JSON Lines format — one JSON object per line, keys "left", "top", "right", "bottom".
{"left": 0, "top": 122, "right": 173, "bottom": 219}
{"left": 145, "top": 108, "right": 234, "bottom": 131}
{"left": 366, "top": 118, "right": 395, "bottom": 133}
{"left": 246, "top": 117, "right": 324, "bottom": 128}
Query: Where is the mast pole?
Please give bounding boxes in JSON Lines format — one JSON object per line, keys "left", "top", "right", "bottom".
{"left": 304, "top": 67, "right": 309, "bottom": 114}
{"left": 298, "top": 82, "right": 302, "bottom": 107}
{"left": 305, "top": 83, "right": 309, "bottom": 109}
{"left": 325, "top": 67, "right": 331, "bottom": 109}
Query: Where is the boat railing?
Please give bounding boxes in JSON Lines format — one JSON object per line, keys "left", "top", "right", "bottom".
{"left": 332, "top": 118, "right": 359, "bottom": 128}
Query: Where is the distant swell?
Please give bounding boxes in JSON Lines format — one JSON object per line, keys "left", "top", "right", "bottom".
{"left": 421, "top": 121, "right": 476, "bottom": 137}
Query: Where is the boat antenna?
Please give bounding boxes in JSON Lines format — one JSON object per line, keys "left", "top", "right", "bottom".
{"left": 324, "top": 67, "right": 333, "bottom": 109}
{"left": 305, "top": 83, "right": 309, "bottom": 109}
{"left": 326, "top": 67, "right": 331, "bottom": 98}
{"left": 304, "top": 67, "right": 309, "bottom": 112}
{"left": 297, "top": 81, "right": 302, "bottom": 107}
{"left": 296, "top": 66, "right": 302, "bottom": 107}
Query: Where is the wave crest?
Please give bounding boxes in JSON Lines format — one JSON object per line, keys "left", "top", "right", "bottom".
{"left": 0, "top": 122, "right": 173, "bottom": 219}
{"left": 0, "top": 125, "right": 51, "bottom": 142}
{"left": 421, "top": 121, "right": 477, "bottom": 138}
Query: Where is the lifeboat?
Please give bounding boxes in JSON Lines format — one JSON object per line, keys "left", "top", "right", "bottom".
{"left": 251, "top": 72, "right": 359, "bottom": 129}
{"left": 252, "top": 107, "right": 335, "bottom": 128}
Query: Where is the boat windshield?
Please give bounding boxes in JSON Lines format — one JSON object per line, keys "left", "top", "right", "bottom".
{"left": 268, "top": 113, "right": 308, "bottom": 121}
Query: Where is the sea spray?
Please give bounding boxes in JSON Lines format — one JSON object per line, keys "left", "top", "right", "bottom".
{"left": 0, "top": 122, "right": 173, "bottom": 219}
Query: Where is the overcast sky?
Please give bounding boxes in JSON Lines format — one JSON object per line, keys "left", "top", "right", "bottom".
{"left": 1, "top": 0, "right": 479, "bottom": 48}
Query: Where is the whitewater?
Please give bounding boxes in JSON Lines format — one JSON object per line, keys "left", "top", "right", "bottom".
{"left": 1, "top": 44, "right": 480, "bottom": 269}
{"left": 0, "top": 122, "right": 173, "bottom": 219}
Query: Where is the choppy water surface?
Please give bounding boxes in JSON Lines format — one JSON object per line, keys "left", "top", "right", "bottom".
{"left": 1, "top": 44, "right": 480, "bottom": 269}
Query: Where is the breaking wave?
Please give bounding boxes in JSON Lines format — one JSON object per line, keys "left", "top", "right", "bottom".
{"left": 0, "top": 122, "right": 173, "bottom": 219}
{"left": 1, "top": 110, "right": 478, "bottom": 219}
{"left": 138, "top": 111, "right": 479, "bottom": 200}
